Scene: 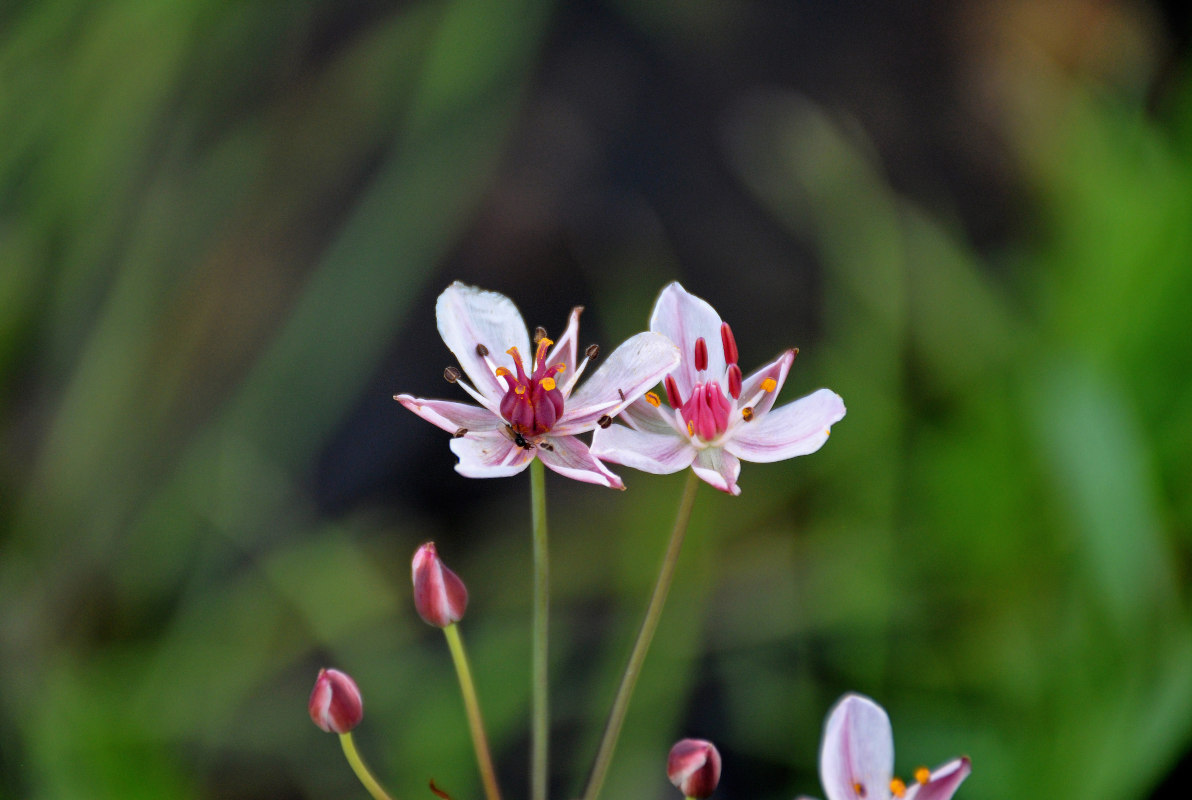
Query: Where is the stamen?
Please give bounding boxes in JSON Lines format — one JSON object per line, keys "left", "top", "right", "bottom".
{"left": 761, "top": 377, "right": 777, "bottom": 392}
{"left": 664, "top": 375, "right": 682, "bottom": 408}
{"left": 597, "top": 415, "right": 612, "bottom": 428}
{"left": 914, "top": 768, "right": 931, "bottom": 785}
{"left": 853, "top": 782, "right": 867, "bottom": 798}
{"left": 687, "top": 420, "right": 695, "bottom": 436}
{"left": 890, "top": 778, "right": 907, "bottom": 798}
{"left": 443, "top": 366, "right": 461, "bottom": 383}
{"left": 540, "top": 377, "right": 557, "bottom": 391}
{"left": 742, "top": 407, "right": 754, "bottom": 421}
{"left": 533, "top": 326, "right": 548, "bottom": 344}
{"left": 538, "top": 441, "right": 554, "bottom": 451}
{"left": 727, "top": 364, "right": 742, "bottom": 399}
{"left": 453, "top": 428, "right": 467, "bottom": 438}
{"left": 694, "top": 337, "right": 708, "bottom": 371}
{"left": 720, "top": 322, "right": 738, "bottom": 365}
{"left": 585, "top": 344, "right": 600, "bottom": 359}
{"left": 645, "top": 392, "right": 661, "bottom": 407}
{"left": 475, "top": 344, "right": 489, "bottom": 357}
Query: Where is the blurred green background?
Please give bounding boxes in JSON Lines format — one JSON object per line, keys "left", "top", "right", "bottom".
{"left": 3, "top": 1, "right": 1192, "bottom": 798}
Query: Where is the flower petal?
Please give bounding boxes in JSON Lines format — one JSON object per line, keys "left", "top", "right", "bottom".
{"left": 619, "top": 395, "right": 684, "bottom": 435}
{"left": 692, "top": 447, "right": 741, "bottom": 495}
{"left": 449, "top": 430, "right": 535, "bottom": 478}
{"left": 903, "top": 758, "right": 971, "bottom": 800}
{"left": 553, "top": 332, "right": 680, "bottom": 434}
{"left": 394, "top": 394, "right": 505, "bottom": 434}
{"left": 650, "top": 282, "right": 726, "bottom": 395}
{"left": 545, "top": 306, "right": 583, "bottom": 394}
{"left": 436, "top": 282, "right": 530, "bottom": 401}
{"left": 591, "top": 424, "right": 697, "bottom": 474}
{"left": 537, "top": 435, "right": 625, "bottom": 489}
{"left": 820, "top": 694, "right": 894, "bottom": 800}
{"left": 737, "top": 349, "right": 796, "bottom": 419}
{"left": 726, "top": 388, "right": 845, "bottom": 463}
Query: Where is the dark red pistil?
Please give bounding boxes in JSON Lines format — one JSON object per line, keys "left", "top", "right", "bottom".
{"left": 497, "top": 338, "right": 565, "bottom": 436}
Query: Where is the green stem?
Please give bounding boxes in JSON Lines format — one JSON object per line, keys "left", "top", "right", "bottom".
{"left": 530, "top": 458, "right": 549, "bottom": 800}
{"left": 580, "top": 470, "right": 701, "bottom": 800}
{"left": 338, "top": 731, "right": 397, "bottom": 800}
{"left": 444, "top": 623, "right": 502, "bottom": 800}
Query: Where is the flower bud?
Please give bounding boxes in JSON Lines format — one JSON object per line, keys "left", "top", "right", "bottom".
{"left": 309, "top": 668, "right": 363, "bottom": 734}
{"left": 667, "top": 738, "right": 721, "bottom": 798}
{"left": 412, "top": 541, "right": 469, "bottom": 628}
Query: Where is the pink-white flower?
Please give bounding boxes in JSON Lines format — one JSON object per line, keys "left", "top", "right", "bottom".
{"left": 591, "top": 282, "right": 845, "bottom": 495}
{"left": 395, "top": 282, "right": 680, "bottom": 489}
{"left": 802, "top": 694, "right": 971, "bottom": 800}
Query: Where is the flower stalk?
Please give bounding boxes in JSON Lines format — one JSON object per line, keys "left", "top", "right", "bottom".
{"left": 339, "top": 732, "right": 398, "bottom": 800}
{"left": 581, "top": 470, "right": 701, "bottom": 800}
{"left": 443, "top": 623, "right": 502, "bottom": 800}
{"left": 530, "top": 457, "right": 550, "bottom": 800}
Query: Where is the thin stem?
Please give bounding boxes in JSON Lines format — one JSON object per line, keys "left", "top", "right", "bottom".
{"left": 443, "top": 623, "right": 503, "bottom": 800}
{"left": 530, "top": 458, "right": 549, "bottom": 800}
{"left": 338, "top": 731, "right": 398, "bottom": 800}
{"left": 581, "top": 470, "right": 701, "bottom": 800}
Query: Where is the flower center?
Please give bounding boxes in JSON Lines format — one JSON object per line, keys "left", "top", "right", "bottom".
{"left": 495, "top": 337, "right": 565, "bottom": 436}
{"left": 663, "top": 326, "right": 744, "bottom": 442}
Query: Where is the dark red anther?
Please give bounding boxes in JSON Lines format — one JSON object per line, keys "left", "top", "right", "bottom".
{"left": 694, "top": 337, "right": 708, "bottom": 372}
{"left": 585, "top": 343, "right": 600, "bottom": 359}
{"left": 533, "top": 326, "right": 548, "bottom": 344}
{"left": 665, "top": 375, "right": 683, "bottom": 408}
{"left": 720, "top": 322, "right": 738, "bottom": 365}
{"left": 727, "top": 364, "right": 742, "bottom": 399}
{"left": 475, "top": 343, "right": 489, "bottom": 357}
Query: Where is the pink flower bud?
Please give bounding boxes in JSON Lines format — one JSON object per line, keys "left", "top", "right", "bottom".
{"left": 412, "top": 541, "right": 469, "bottom": 628}
{"left": 667, "top": 738, "right": 721, "bottom": 798}
{"left": 309, "top": 668, "right": 363, "bottom": 734}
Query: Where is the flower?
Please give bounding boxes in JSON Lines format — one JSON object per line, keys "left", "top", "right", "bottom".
{"left": 667, "top": 738, "right": 722, "bottom": 798}
{"left": 590, "top": 282, "right": 845, "bottom": 495}
{"left": 396, "top": 282, "right": 680, "bottom": 488}
{"left": 412, "top": 541, "right": 468, "bottom": 628}
{"left": 802, "top": 694, "right": 971, "bottom": 800}
{"left": 309, "top": 668, "right": 364, "bottom": 734}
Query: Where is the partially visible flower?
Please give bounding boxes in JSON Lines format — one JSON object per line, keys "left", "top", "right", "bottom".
{"left": 801, "top": 694, "right": 971, "bottom": 800}
{"left": 396, "top": 282, "right": 680, "bottom": 489}
{"left": 412, "top": 541, "right": 468, "bottom": 628}
{"left": 667, "top": 738, "right": 722, "bottom": 799}
{"left": 309, "top": 668, "right": 364, "bottom": 734}
{"left": 592, "top": 281, "right": 845, "bottom": 495}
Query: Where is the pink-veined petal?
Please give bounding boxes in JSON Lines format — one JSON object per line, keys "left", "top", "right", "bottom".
{"left": 536, "top": 435, "right": 625, "bottom": 489}
{"left": 448, "top": 430, "right": 535, "bottom": 478}
{"left": 394, "top": 394, "right": 505, "bottom": 435}
{"left": 436, "top": 282, "right": 530, "bottom": 402}
{"left": 692, "top": 447, "right": 741, "bottom": 495}
{"left": 903, "top": 758, "right": 971, "bottom": 800}
{"left": 737, "top": 349, "right": 796, "bottom": 419}
{"left": 545, "top": 306, "right": 583, "bottom": 393}
{"left": 553, "top": 332, "right": 680, "bottom": 434}
{"left": 820, "top": 694, "right": 895, "bottom": 800}
{"left": 619, "top": 395, "right": 684, "bottom": 435}
{"left": 590, "top": 424, "right": 697, "bottom": 474}
{"left": 725, "top": 388, "right": 845, "bottom": 463}
{"left": 650, "top": 282, "right": 726, "bottom": 395}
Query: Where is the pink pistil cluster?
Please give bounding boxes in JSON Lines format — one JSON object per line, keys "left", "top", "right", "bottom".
{"left": 664, "top": 323, "right": 749, "bottom": 443}
{"left": 497, "top": 338, "right": 566, "bottom": 436}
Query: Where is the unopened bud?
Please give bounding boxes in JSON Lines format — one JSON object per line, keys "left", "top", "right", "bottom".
{"left": 309, "top": 668, "right": 363, "bottom": 734}
{"left": 412, "top": 542, "right": 469, "bottom": 628}
{"left": 667, "top": 738, "right": 721, "bottom": 798}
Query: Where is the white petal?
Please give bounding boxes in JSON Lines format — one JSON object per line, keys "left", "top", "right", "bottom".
{"left": 725, "top": 389, "right": 845, "bottom": 463}
{"left": 619, "top": 395, "right": 684, "bottom": 435}
{"left": 736, "top": 349, "right": 796, "bottom": 419}
{"left": 545, "top": 306, "right": 583, "bottom": 394}
{"left": 692, "top": 447, "right": 741, "bottom": 495}
{"left": 553, "top": 332, "right": 680, "bottom": 434}
{"left": 394, "top": 394, "right": 504, "bottom": 434}
{"left": 436, "top": 282, "right": 530, "bottom": 401}
{"left": 902, "top": 758, "right": 971, "bottom": 800}
{"left": 591, "top": 424, "right": 697, "bottom": 474}
{"left": 449, "top": 430, "right": 534, "bottom": 478}
{"left": 650, "top": 282, "right": 726, "bottom": 396}
{"left": 537, "top": 435, "right": 625, "bottom": 489}
{"left": 820, "top": 694, "right": 894, "bottom": 800}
